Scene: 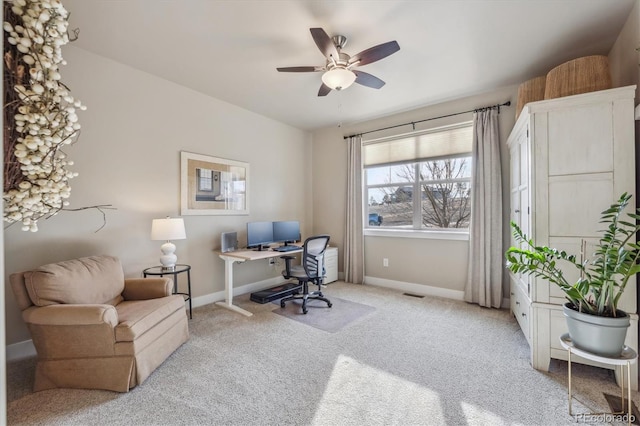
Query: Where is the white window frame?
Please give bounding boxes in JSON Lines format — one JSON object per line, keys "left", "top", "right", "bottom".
{"left": 363, "top": 122, "right": 473, "bottom": 241}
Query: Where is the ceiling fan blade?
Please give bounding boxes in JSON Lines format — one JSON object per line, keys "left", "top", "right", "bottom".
{"left": 349, "top": 40, "right": 400, "bottom": 67}
{"left": 318, "top": 83, "right": 332, "bottom": 97}
{"left": 276, "top": 66, "right": 322, "bottom": 72}
{"left": 310, "top": 28, "right": 339, "bottom": 61}
{"left": 353, "top": 70, "right": 386, "bottom": 89}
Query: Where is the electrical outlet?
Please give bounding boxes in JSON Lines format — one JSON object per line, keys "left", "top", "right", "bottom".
{"left": 383, "top": 258, "right": 389, "bottom": 267}
{"left": 268, "top": 258, "right": 276, "bottom": 266}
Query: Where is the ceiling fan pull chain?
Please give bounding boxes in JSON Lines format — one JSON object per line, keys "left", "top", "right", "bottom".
{"left": 336, "top": 91, "right": 344, "bottom": 128}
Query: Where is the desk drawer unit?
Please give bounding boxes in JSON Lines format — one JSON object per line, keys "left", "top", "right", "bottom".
{"left": 324, "top": 247, "right": 338, "bottom": 283}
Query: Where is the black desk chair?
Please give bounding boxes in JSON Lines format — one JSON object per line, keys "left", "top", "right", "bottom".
{"left": 280, "top": 234, "right": 332, "bottom": 314}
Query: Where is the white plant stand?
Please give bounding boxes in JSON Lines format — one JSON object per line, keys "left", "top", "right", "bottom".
{"left": 559, "top": 333, "right": 637, "bottom": 426}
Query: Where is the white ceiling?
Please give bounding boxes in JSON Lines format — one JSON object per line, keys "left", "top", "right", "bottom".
{"left": 62, "top": 0, "right": 636, "bottom": 131}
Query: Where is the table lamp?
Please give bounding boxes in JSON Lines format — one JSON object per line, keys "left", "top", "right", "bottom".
{"left": 151, "top": 217, "right": 186, "bottom": 270}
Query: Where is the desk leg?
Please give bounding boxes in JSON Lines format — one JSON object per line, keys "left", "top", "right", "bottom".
{"left": 215, "top": 257, "right": 253, "bottom": 317}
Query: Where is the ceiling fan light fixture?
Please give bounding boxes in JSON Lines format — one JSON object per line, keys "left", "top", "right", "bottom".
{"left": 322, "top": 67, "right": 356, "bottom": 91}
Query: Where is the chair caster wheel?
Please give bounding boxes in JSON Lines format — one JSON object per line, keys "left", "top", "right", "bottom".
{"left": 328, "top": 302, "right": 332, "bottom": 308}
{"left": 303, "top": 308, "right": 308, "bottom": 314}
{"left": 280, "top": 301, "right": 285, "bottom": 308}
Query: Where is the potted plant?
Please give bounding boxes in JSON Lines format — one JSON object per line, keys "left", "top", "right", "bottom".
{"left": 505, "top": 193, "right": 640, "bottom": 357}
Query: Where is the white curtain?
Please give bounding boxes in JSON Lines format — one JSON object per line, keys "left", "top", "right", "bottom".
{"left": 464, "top": 109, "right": 503, "bottom": 308}
{"left": 344, "top": 135, "right": 364, "bottom": 284}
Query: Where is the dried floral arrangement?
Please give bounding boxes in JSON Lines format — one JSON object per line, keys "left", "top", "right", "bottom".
{"left": 3, "top": 0, "right": 85, "bottom": 232}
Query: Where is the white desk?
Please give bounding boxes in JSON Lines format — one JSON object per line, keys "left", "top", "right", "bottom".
{"left": 216, "top": 247, "right": 302, "bottom": 316}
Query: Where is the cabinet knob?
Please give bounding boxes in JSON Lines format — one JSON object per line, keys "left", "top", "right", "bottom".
{"left": 514, "top": 209, "right": 520, "bottom": 213}
{"left": 510, "top": 292, "right": 515, "bottom": 296}
{"left": 521, "top": 312, "right": 527, "bottom": 317}
{"left": 515, "top": 301, "right": 520, "bottom": 305}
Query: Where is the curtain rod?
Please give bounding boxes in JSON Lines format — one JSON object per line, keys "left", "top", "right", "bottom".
{"left": 343, "top": 100, "right": 511, "bottom": 140}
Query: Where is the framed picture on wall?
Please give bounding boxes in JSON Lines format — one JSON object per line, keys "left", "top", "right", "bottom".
{"left": 180, "top": 151, "right": 249, "bottom": 215}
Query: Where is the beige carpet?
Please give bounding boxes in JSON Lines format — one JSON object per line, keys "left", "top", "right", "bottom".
{"left": 7, "top": 282, "right": 637, "bottom": 425}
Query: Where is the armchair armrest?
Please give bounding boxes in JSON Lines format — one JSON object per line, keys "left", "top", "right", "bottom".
{"left": 23, "top": 304, "right": 118, "bottom": 327}
{"left": 22, "top": 304, "right": 119, "bottom": 359}
{"left": 123, "top": 278, "right": 172, "bottom": 300}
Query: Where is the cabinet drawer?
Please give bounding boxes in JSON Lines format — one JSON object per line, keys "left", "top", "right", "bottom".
{"left": 511, "top": 279, "right": 531, "bottom": 343}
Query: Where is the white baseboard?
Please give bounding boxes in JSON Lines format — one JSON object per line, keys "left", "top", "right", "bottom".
{"left": 365, "top": 276, "right": 511, "bottom": 309}
{"left": 7, "top": 276, "right": 287, "bottom": 362}
{"left": 6, "top": 339, "right": 36, "bottom": 361}
{"left": 364, "top": 276, "right": 465, "bottom": 301}
{"left": 502, "top": 297, "right": 510, "bottom": 309}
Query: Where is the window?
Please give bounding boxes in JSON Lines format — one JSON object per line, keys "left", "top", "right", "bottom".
{"left": 197, "top": 168, "right": 214, "bottom": 191}
{"left": 364, "top": 123, "right": 473, "bottom": 232}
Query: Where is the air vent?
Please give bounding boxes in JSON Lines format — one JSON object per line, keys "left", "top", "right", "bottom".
{"left": 403, "top": 293, "right": 424, "bottom": 298}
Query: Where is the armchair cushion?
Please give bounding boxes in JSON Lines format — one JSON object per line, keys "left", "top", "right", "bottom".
{"left": 23, "top": 255, "right": 124, "bottom": 306}
{"left": 115, "top": 296, "right": 185, "bottom": 342}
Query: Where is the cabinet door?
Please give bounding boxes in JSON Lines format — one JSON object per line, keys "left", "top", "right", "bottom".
{"left": 509, "top": 125, "right": 529, "bottom": 231}
{"left": 548, "top": 173, "right": 613, "bottom": 237}
{"left": 519, "top": 128, "right": 529, "bottom": 192}
{"left": 510, "top": 139, "right": 520, "bottom": 190}
{"left": 510, "top": 190, "right": 520, "bottom": 246}
{"left": 517, "top": 127, "right": 531, "bottom": 295}
{"left": 547, "top": 103, "right": 613, "bottom": 176}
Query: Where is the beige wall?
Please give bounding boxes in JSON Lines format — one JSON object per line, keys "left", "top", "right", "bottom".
{"left": 609, "top": 0, "right": 640, "bottom": 100}
{"left": 312, "top": 85, "right": 518, "bottom": 296}
{"left": 4, "top": 46, "right": 312, "bottom": 346}
{"left": 608, "top": 0, "right": 640, "bottom": 319}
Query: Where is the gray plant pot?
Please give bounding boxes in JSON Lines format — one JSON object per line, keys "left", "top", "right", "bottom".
{"left": 563, "top": 303, "right": 630, "bottom": 357}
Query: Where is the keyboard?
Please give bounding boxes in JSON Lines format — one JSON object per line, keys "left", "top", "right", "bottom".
{"left": 273, "top": 245, "right": 301, "bottom": 252}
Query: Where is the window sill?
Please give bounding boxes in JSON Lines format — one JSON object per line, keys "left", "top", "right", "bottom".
{"left": 364, "top": 228, "right": 469, "bottom": 241}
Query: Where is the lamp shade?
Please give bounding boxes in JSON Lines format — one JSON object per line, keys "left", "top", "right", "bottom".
{"left": 322, "top": 68, "right": 356, "bottom": 90}
{"left": 151, "top": 217, "right": 186, "bottom": 241}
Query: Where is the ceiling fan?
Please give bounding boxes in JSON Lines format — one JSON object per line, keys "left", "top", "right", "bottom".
{"left": 277, "top": 28, "right": 400, "bottom": 97}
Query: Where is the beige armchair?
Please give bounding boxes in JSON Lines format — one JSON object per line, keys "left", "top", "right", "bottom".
{"left": 10, "top": 255, "right": 189, "bottom": 392}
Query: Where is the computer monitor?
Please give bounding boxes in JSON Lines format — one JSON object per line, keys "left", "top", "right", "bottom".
{"left": 273, "top": 221, "right": 300, "bottom": 245}
{"left": 246, "top": 221, "right": 274, "bottom": 251}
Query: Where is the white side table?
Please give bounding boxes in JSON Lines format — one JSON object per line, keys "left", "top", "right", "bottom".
{"left": 559, "top": 333, "right": 638, "bottom": 425}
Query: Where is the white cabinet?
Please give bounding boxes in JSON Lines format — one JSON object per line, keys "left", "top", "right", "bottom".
{"left": 324, "top": 247, "right": 338, "bottom": 283}
{"left": 510, "top": 277, "right": 530, "bottom": 344}
{"left": 507, "top": 86, "right": 638, "bottom": 390}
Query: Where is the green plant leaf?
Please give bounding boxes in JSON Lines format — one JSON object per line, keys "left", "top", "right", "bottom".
{"left": 506, "top": 193, "right": 640, "bottom": 318}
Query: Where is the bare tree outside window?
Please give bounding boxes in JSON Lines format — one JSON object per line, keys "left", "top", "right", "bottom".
{"left": 420, "top": 158, "right": 471, "bottom": 228}
{"left": 364, "top": 122, "right": 473, "bottom": 232}
{"left": 366, "top": 156, "right": 471, "bottom": 230}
